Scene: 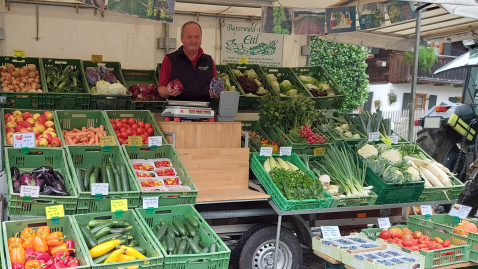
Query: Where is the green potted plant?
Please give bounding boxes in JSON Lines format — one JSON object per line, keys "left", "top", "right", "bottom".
{"left": 404, "top": 45, "right": 438, "bottom": 73}
{"left": 388, "top": 92, "right": 397, "bottom": 104}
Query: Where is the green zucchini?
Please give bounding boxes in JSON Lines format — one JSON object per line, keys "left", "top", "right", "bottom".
{"left": 80, "top": 226, "right": 97, "bottom": 249}
{"left": 187, "top": 237, "right": 201, "bottom": 254}
{"left": 93, "top": 165, "right": 100, "bottom": 182}
{"left": 96, "top": 233, "right": 127, "bottom": 245}
{"left": 161, "top": 239, "right": 167, "bottom": 251}
{"left": 89, "top": 173, "right": 98, "bottom": 189}
{"left": 113, "top": 221, "right": 129, "bottom": 228}
{"left": 133, "top": 246, "right": 146, "bottom": 255}
{"left": 184, "top": 222, "right": 196, "bottom": 238}
{"left": 93, "top": 227, "right": 111, "bottom": 239}
{"left": 156, "top": 222, "right": 168, "bottom": 241}
{"left": 185, "top": 215, "right": 199, "bottom": 228}
{"left": 168, "top": 221, "right": 180, "bottom": 237}
{"left": 178, "top": 239, "right": 188, "bottom": 254}
{"left": 105, "top": 165, "right": 117, "bottom": 192}
{"left": 84, "top": 164, "right": 94, "bottom": 191}
{"left": 92, "top": 250, "right": 114, "bottom": 264}
{"left": 173, "top": 218, "right": 187, "bottom": 236}
{"left": 100, "top": 164, "right": 107, "bottom": 184}
{"left": 118, "top": 161, "right": 130, "bottom": 191}
{"left": 167, "top": 225, "right": 176, "bottom": 238}
{"left": 128, "top": 240, "right": 138, "bottom": 247}
{"left": 90, "top": 221, "right": 115, "bottom": 234}
{"left": 192, "top": 234, "right": 200, "bottom": 245}
{"left": 109, "top": 226, "right": 132, "bottom": 234}
{"left": 165, "top": 234, "right": 175, "bottom": 253}
{"left": 88, "top": 219, "right": 114, "bottom": 228}
{"left": 76, "top": 167, "right": 84, "bottom": 191}
{"left": 111, "top": 162, "right": 122, "bottom": 192}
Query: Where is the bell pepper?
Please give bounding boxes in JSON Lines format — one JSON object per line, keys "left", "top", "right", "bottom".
{"left": 22, "top": 236, "right": 34, "bottom": 249}
{"left": 120, "top": 245, "right": 146, "bottom": 259}
{"left": 35, "top": 251, "right": 51, "bottom": 262}
{"left": 67, "top": 257, "right": 79, "bottom": 268}
{"left": 46, "top": 232, "right": 64, "bottom": 247}
{"left": 41, "top": 258, "right": 54, "bottom": 269}
{"left": 36, "top": 226, "right": 51, "bottom": 238}
{"left": 53, "top": 252, "right": 69, "bottom": 266}
{"left": 12, "top": 263, "right": 25, "bottom": 269}
{"left": 25, "top": 248, "right": 36, "bottom": 262}
{"left": 118, "top": 254, "right": 136, "bottom": 262}
{"left": 9, "top": 242, "right": 22, "bottom": 254}
{"left": 33, "top": 235, "right": 48, "bottom": 252}
{"left": 51, "top": 244, "right": 68, "bottom": 256}
{"left": 64, "top": 240, "right": 75, "bottom": 255}
{"left": 25, "top": 259, "right": 42, "bottom": 269}
{"left": 50, "top": 262, "right": 66, "bottom": 269}
{"left": 9, "top": 236, "right": 24, "bottom": 247}
{"left": 10, "top": 243, "right": 26, "bottom": 265}
{"left": 21, "top": 227, "right": 36, "bottom": 240}
{"left": 104, "top": 249, "right": 124, "bottom": 263}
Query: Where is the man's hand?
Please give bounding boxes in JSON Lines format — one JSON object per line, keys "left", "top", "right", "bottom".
{"left": 167, "top": 79, "right": 184, "bottom": 96}
{"left": 209, "top": 90, "right": 220, "bottom": 99}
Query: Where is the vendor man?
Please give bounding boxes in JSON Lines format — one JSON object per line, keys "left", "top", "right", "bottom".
{"left": 158, "top": 21, "right": 218, "bottom": 102}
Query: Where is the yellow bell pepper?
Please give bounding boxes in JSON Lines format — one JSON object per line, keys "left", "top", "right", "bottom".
{"left": 118, "top": 254, "right": 136, "bottom": 262}
{"left": 104, "top": 249, "right": 124, "bottom": 263}
{"left": 120, "top": 245, "right": 147, "bottom": 259}
{"left": 89, "top": 239, "right": 121, "bottom": 258}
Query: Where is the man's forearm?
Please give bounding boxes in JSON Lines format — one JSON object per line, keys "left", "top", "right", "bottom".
{"left": 158, "top": 86, "right": 169, "bottom": 98}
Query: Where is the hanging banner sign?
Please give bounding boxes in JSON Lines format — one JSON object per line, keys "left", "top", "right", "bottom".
{"left": 85, "top": 0, "right": 175, "bottom": 23}
{"left": 357, "top": 3, "right": 386, "bottom": 30}
{"left": 293, "top": 9, "right": 326, "bottom": 36}
{"left": 326, "top": 6, "right": 357, "bottom": 33}
{"left": 221, "top": 21, "right": 284, "bottom": 67}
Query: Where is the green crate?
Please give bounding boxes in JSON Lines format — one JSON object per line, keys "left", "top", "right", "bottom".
{"left": 42, "top": 58, "right": 90, "bottom": 109}
{"left": 71, "top": 210, "right": 164, "bottom": 269}
{"left": 2, "top": 108, "right": 62, "bottom": 148}
{"left": 261, "top": 67, "right": 313, "bottom": 98}
{"left": 268, "top": 126, "right": 330, "bottom": 156}
{"left": 329, "top": 191, "right": 378, "bottom": 208}
{"left": 104, "top": 110, "right": 167, "bottom": 145}
{"left": 241, "top": 121, "right": 274, "bottom": 153}
{"left": 135, "top": 205, "right": 230, "bottom": 269}
{"left": 55, "top": 110, "right": 117, "bottom": 146}
{"left": 226, "top": 64, "right": 276, "bottom": 111}
{"left": 84, "top": 61, "right": 132, "bottom": 110}
{"left": 250, "top": 153, "right": 333, "bottom": 211}
{"left": 360, "top": 225, "right": 407, "bottom": 240}
{"left": 122, "top": 145, "right": 197, "bottom": 207}
{"left": 0, "top": 223, "right": 5, "bottom": 269}
{"left": 291, "top": 66, "right": 346, "bottom": 109}
{"left": 216, "top": 64, "right": 242, "bottom": 93}
{"left": 0, "top": 56, "right": 48, "bottom": 108}
{"left": 5, "top": 147, "right": 79, "bottom": 216}
{"left": 122, "top": 69, "right": 165, "bottom": 112}
{"left": 2, "top": 216, "right": 91, "bottom": 269}
{"left": 65, "top": 145, "right": 141, "bottom": 213}
{"left": 417, "top": 177, "right": 464, "bottom": 202}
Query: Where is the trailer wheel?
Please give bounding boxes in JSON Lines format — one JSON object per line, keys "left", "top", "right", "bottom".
{"left": 231, "top": 224, "right": 302, "bottom": 269}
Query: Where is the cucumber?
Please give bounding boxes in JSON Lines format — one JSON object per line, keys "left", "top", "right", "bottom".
{"left": 105, "top": 165, "right": 117, "bottom": 192}
{"left": 202, "top": 246, "right": 209, "bottom": 253}
{"left": 100, "top": 164, "right": 107, "bottom": 184}
{"left": 192, "top": 234, "right": 200, "bottom": 245}
{"left": 93, "top": 227, "right": 111, "bottom": 239}
{"left": 88, "top": 219, "right": 114, "bottom": 228}
{"left": 90, "top": 221, "right": 115, "bottom": 234}
{"left": 92, "top": 250, "right": 114, "bottom": 264}
{"left": 168, "top": 222, "right": 180, "bottom": 237}
{"left": 165, "top": 234, "right": 175, "bottom": 253}
{"left": 173, "top": 218, "right": 187, "bottom": 236}
{"left": 156, "top": 222, "right": 168, "bottom": 241}
{"left": 210, "top": 242, "right": 217, "bottom": 253}
{"left": 118, "top": 162, "right": 130, "bottom": 191}
{"left": 80, "top": 226, "right": 98, "bottom": 249}
{"left": 84, "top": 164, "right": 94, "bottom": 191}
{"left": 187, "top": 237, "right": 201, "bottom": 254}
{"left": 96, "top": 233, "right": 127, "bottom": 245}
{"left": 167, "top": 225, "right": 176, "bottom": 238}
{"left": 198, "top": 241, "right": 207, "bottom": 249}
{"left": 93, "top": 166, "right": 100, "bottom": 182}
{"left": 113, "top": 221, "right": 129, "bottom": 228}
{"left": 109, "top": 226, "right": 132, "bottom": 234}
{"left": 184, "top": 222, "right": 196, "bottom": 238}
{"left": 76, "top": 167, "right": 84, "bottom": 191}
{"left": 111, "top": 162, "right": 122, "bottom": 192}
{"left": 185, "top": 215, "right": 199, "bottom": 228}
{"left": 89, "top": 173, "right": 98, "bottom": 188}
{"left": 178, "top": 239, "right": 187, "bottom": 254}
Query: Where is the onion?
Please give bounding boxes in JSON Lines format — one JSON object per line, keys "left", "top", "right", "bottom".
{"left": 31, "top": 83, "right": 37, "bottom": 89}
{"left": 28, "top": 71, "right": 36, "bottom": 78}
{"left": 27, "top": 78, "right": 34, "bottom": 84}
{"left": 0, "top": 66, "right": 6, "bottom": 72}
{"left": 11, "top": 71, "right": 19, "bottom": 77}
{"left": 37, "top": 89, "right": 43, "bottom": 93}
{"left": 27, "top": 64, "right": 36, "bottom": 71}
{"left": 34, "top": 78, "right": 40, "bottom": 83}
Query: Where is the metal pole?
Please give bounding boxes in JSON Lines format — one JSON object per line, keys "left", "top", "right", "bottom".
{"left": 273, "top": 215, "right": 282, "bottom": 269}
{"left": 408, "top": 4, "right": 424, "bottom": 142}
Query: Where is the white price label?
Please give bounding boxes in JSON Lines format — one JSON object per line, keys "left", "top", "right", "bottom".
{"left": 13, "top": 132, "right": 36, "bottom": 149}
{"left": 91, "top": 183, "right": 109, "bottom": 196}
{"left": 449, "top": 203, "right": 472, "bottom": 219}
{"left": 378, "top": 217, "right": 391, "bottom": 229}
{"left": 279, "top": 147, "right": 292, "bottom": 156}
{"left": 368, "top": 132, "right": 380, "bottom": 142}
{"left": 321, "top": 226, "right": 341, "bottom": 239}
{"left": 20, "top": 186, "right": 40, "bottom": 198}
{"left": 421, "top": 205, "right": 433, "bottom": 216}
{"left": 148, "top": 136, "right": 163, "bottom": 147}
{"left": 143, "top": 197, "right": 159, "bottom": 209}
{"left": 260, "top": 147, "right": 273, "bottom": 157}
{"left": 391, "top": 135, "right": 400, "bottom": 145}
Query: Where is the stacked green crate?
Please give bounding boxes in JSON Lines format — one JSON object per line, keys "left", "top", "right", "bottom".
{"left": 0, "top": 56, "right": 47, "bottom": 108}
{"left": 262, "top": 66, "right": 312, "bottom": 98}
{"left": 42, "top": 58, "right": 90, "bottom": 109}
{"left": 0, "top": 224, "right": 5, "bottom": 269}
{"left": 65, "top": 145, "right": 141, "bottom": 213}
{"left": 84, "top": 61, "right": 132, "bottom": 110}
{"left": 123, "top": 69, "right": 165, "bottom": 112}
{"left": 5, "top": 147, "right": 79, "bottom": 216}
{"left": 135, "top": 205, "right": 230, "bottom": 269}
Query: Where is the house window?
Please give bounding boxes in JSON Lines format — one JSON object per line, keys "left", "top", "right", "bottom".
{"left": 416, "top": 94, "right": 427, "bottom": 110}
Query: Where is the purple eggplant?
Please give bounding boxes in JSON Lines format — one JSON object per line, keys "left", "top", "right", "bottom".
{"left": 42, "top": 172, "right": 54, "bottom": 186}
{"left": 52, "top": 171, "right": 65, "bottom": 185}
{"left": 13, "top": 180, "right": 21, "bottom": 193}
{"left": 19, "top": 173, "right": 33, "bottom": 185}
{"left": 52, "top": 180, "right": 67, "bottom": 193}
{"left": 32, "top": 166, "right": 53, "bottom": 174}
{"left": 11, "top": 166, "right": 20, "bottom": 181}
{"left": 34, "top": 177, "right": 46, "bottom": 190}
{"left": 41, "top": 186, "right": 55, "bottom": 195}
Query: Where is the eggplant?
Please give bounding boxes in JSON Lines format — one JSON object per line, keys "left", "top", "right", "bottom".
{"left": 42, "top": 172, "right": 54, "bottom": 186}
{"left": 19, "top": 173, "right": 33, "bottom": 185}
{"left": 13, "top": 180, "right": 21, "bottom": 193}
{"left": 34, "top": 177, "right": 46, "bottom": 190}
{"left": 32, "top": 171, "right": 41, "bottom": 179}
{"left": 11, "top": 166, "right": 20, "bottom": 181}
{"left": 41, "top": 186, "right": 55, "bottom": 195}
{"left": 52, "top": 171, "right": 65, "bottom": 185}
{"left": 52, "top": 180, "right": 67, "bottom": 193}
{"left": 32, "top": 166, "right": 53, "bottom": 174}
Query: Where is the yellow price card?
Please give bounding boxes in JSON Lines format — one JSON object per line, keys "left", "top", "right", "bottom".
{"left": 14, "top": 50, "right": 25, "bottom": 58}
{"left": 91, "top": 54, "right": 103, "bottom": 63}
{"left": 239, "top": 57, "right": 249, "bottom": 65}
{"left": 111, "top": 199, "right": 128, "bottom": 212}
{"left": 313, "top": 147, "right": 326, "bottom": 157}
{"left": 128, "top": 136, "right": 143, "bottom": 147}
{"left": 100, "top": 136, "right": 116, "bottom": 147}
{"left": 46, "top": 205, "right": 65, "bottom": 219}
{"left": 381, "top": 138, "right": 392, "bottom": 146}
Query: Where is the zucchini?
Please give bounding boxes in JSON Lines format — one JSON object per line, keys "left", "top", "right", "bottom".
{"left": 89, "top": 173, "right": 98, "bottom": 189}
{"left": 109, "top": 226, "right": 133, "bottom": 234}
{"left": 173, "top": 218, "right": 187, "bottom": 236}
{"left": 128, "top": 240, "right": 138, "bottom": 247}
{"left": 93, "top": 226, "right": 111, "bottom": 239}
{"left": 184, "top": 222, "right": 196, "bottom": 238}
{"left": 198, "top": 241, "right": 207, "bottom": 249}
{"left": 202, "top": 246, "right": 209, "bottom": 253}
{"left": 92, "top": 250, "right": 114, "bottom": 264}
{"left": 88, "top": 219, "right": 114, "bottom": 228}
{"left": 97, "top": 233, "right": 127, "bottom": 245}
{"left": 76, "top": 167, "right": 84, "bottom": 191}
{"left": 165, "top": 234, "right": 175, "bottom": 253}
{"left": 167, "top": 225, "right": 176, "bottom": 238}
{"left": 187, "top": 237, "right": 201, "bottom": 254}
{"left": 113, "top": 221, "right": 129, "bottom": 228}
{"left": 168, "top": 221, "right": 180, "bottom": 237}
{"left": 185, "top": 215, "right": 199, "bottom": 228}
{"left": 84, "top": 164, "right": 94, "bottom": 191}
{"left": 210, "top": 242, "right": 217, "bottom": 253}
{"left": 105, "top": 165, "right": 117, "bottom": 192}
{"left": 161, "top": 239, "right": 167, "bottom": 250}
{"left": 90, "top": 221, "right": 115, "bottom": 234}
{"left": 178, "top": 239, "right": 187, "bottom": 254}
{"left": 111, "top": 162, "right": 122, "bottom": 192}
{"left": 192, "top": 234, "right": 200, "bottom": 245}
{"left": 118, "top": 161, "right": 130, "bottom": 192}
{"left": 93, "top": 165, "right": 100, "bottom": 182}
{"left": 80, "top": 226, "right": 98, "bottom": 249}
{"left": 133, "top": 246, "right": 146, "bottom": 255}
{"left": 156, "top": 222, "right": 168, "bottom": 241}
{"left": 100, "top": 164, "right": 107, "bottom": 184}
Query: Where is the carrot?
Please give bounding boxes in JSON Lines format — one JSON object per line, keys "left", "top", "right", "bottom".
{"left": 72, "top": 128, "right": 81, "bottom": 132}
{"left": 65, "top": 136, "right": 74, "bottom": 145}
{"left": 65, "top": 131, "right": 90, "bottom": 136}
{"left": 99, "top": 125, "right": 104, "bottom": 133}
{"left": 88, "top": 137, "right": 95, "bottom": 145}
{"left": 103, "top": 131, "right": 107, "bottom": 137}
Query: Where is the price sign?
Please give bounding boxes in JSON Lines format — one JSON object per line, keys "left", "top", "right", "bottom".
{"left": 14, "top": 49, "right": 25, "bottom": 58}
{"left": 368, "top": 132, "right": 380, "bottom": 142}
{"left": 449, "top": 203, "right": 472, "bottom": 219}
{"left": 321, "top": 226, "right": 341, "bottom": 239}
{"left": 20, "top": 186, "right": 40, "bottom": 198}
{"left": 13, "top": 132, "right": 36, "bottom": 149}
{"left": 143, "top": 197, "right": 159, "bottom": 209}
{"left": 111, "top": 199, "right": 128, "bottom": 212}
{"left": 381, "top": 138, "right": 392, "bottom": 146}
{"left": 378, "top": 217, "right": 391, "bottom": 229}
{"left": 279, "top": 147, "right": 292, "bottom": 156}
{"left": 313, "top": 147, "right": 326, "bottom": 157}
{"left": 91, "top": 54, "right": 103, "bottom": 63}
{"left": 421, "top": 205, "right": 433, "bottom": 216}
{"left": 148, "top": 136, "right": 163, "bottom": 147}
{"left": 46, "top": 205, "right": 64, "bottom": 219}
{"left": 128, "top": 136, "right": 143, "bottom": 147}
{"left": 100, "top": 136, "right": 116, "bottom": 147}
{"left": 391, "top": 135, "right": 400, "bottom": 145}
{"left": 260, "top": 147, "right": 273, "bottom": 157}
{"left": 91, "top": 183, "right": 109, "bottom": 196}
{"left": 239, "top": 57, "right": 249, "bottom": 65}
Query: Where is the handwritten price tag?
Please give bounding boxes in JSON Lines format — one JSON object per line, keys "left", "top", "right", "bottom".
{"left": 314, "top": 147, "right": 326, "bottom": 157}
{"left": 449, "top": 203, "right": 472, "bottom": 219}
{"left": 128, "top": 136, "right": 143, "bottom": 147}
{"left": 391, "top": 135, "right": 400, "bottom": 145}
{"left": 91, "top": 54, "right": 103, "bottom": 63}
{"left": 143, "top": 197, "right": 159, "bottom": 209}
{"left": 260, "top": 147, "right": 273, "bottom": 157}
{"left": 321, "top": 226, "right": 341, "bottom": 239}
{"left": 148, "top": 136, "right": 163, "bottom": 147}
{"left": 239, "top": 57, "right": 249, "bottom": 65}
{"left": 381, "top": 138, "right": 392, "bottom": 145}
{"left": 91, "top": 183, "right": 109, "bottom": 196}
{"left": 111, "top": 199, "right": 128, "bottom": 212}
{"left": 279, "top": 147, "right": 292, "bottom": 156}
{"left": 100, "top": 136, "right": 116, "bottom": 147}
{"left": 46, "top": 205, "right": 64, "bottom": 219}
{"left": 368, "top": 132, "right": 380, "bottom": 142}
{"left": 20, "top": 186, "right": 40, "bottom": 198}
{"left": 421, "top": 205, "right": 433, "bottom": 216}
{"left": 13, "top": 132, "right": 36, "bottom": 149}
{"left": 14, "top": 49, "right": 25, "bottom": 58}
{"left": 378, "top": 217, "right": 391, "bottom": 229}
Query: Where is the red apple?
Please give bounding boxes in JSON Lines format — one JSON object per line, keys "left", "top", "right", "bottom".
{"left": 45, "top": 120, "right": 55, "bottom": 128}
{"left": 5, "top": 127, "right": 14, "bottom": 134}
{"left": 6, "top": 137, "right": 13, "bottom": 145}
{"left": 6, "top": 115, "right": 15, "bottom": 123}
{"left": 15, "top": 116, "right": 24, "bottom": 122}
{"left": 45, "top": 127, "right": 55, "bottom": 133}
{"left": 6, "top": 121, "right": 17, "bottom": 128}
{"left": 43, "top": 132, "right": 53, "bottom": 143}
{"left": 36, "top": 116, "right": 46, "bottom": 124}
{"left": 12, "top": 110, "right": 22, "bottom": 117}
{"left": 32, "top": 113, "right": 41, "bottom": 120}
{"left": 4, "top": 113, "right": 12, "bottom": 120}
{"left": 22, "top": 112, "right": 32, "bottom": 120}
{"left": 37, "top": 137, "right": 48, "bottom": 147}
{"left": 15, "top": 126, "right": 23, "bottom": 132}
{"left": 19, "top": 128, "right": 30, "bottom": 133}
{"left": 43, "top": 111, "right": 53, "bottom": 121}
{"left": 25, "top": 118, "right": 35, "bottom": 125}
{"left": 35, "top": 124, "right": 46, "bottom": 133}
{"left": 51, "top": 137, "right": 61, "bottom": 147}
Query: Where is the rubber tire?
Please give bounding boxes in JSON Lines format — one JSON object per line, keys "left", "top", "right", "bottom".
{"left": 231, "top": 224, "right": 303, "bottom": 269}
{"left": 416, "top": 127, "right": 461, "bottom": 168}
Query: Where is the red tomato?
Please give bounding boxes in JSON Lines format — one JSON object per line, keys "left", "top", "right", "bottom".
{"left": 120, "top": 127, "right": 126, "bottom": 133}
{"left": 137, "top": 127, "right": 145, "bottom": 135}
{"left": 121, "top": 132, "right": 128, "bottom": 139}
{"left": 116, "top": 122, "right": 123, "bottom": 129}
{"left": 121, "top": 118, "right": 128, "bottom": 124}
{"left": 147, "top": 128, "right": 154, "bottom": 135}
{"left": 443, "top": 239, "right": 451, "bottom": 247}
{"left": 144, "top": 123, "right": 152, "bottom": 129}
{"left": 132, "top": 131, "right": 137, "bottom": 136}
{"left": 126, "top": 128, "right": 133, "bottom": 136}
{"left": 137, "top": 121, "right": 145, "bottom": 128}
{"left": 128, "top": 118, "right": 136, "bottom": 125}
{"left": 141, "top": 133, "right": 149, "bottom": 140}
{"left": 412, "top": 231, "right": 423, "bottom": 239}
{"left": 112, "top": 124, "right": 117, "bottom": 130}
{"left": 379, "top": 230, "right": 391, "bottom": 240}
{"left": 131, "top": 124, "right": 138, "bottom": 129}
{"left": 110, "top": 119, "right": 114, "bottom": 124}
{"left": 115, "top": 118, "right": 121, "bottom": 122}
{"left": 409, "top": 245, "right": 420, "bottom": 251}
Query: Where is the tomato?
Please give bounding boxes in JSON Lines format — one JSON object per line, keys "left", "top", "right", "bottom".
{"left": 126, "top": 128, "right": 133, "bottom": 136}
{"left": 137, "top": 121, "right": 145, "bottom": 128}
{"left": 121, "top": 118, "right": 128, "bottom": 124}
{"left": 120, "top": 127, "right": 126, "bottom": 133}
{"left": 121, "top": 132, "right": 128, "bottom": 139}
{"left": 115, "top": 118, "right": 121, "bottom": 122}
{"left": 115, "top": 122, "right": 123, "bottom": 129}
{"left": 147, "top": 128, "right": 154, "bottom": 135}
{"left": 137, "top": 127, "right": 145, "bottom": 135}
{"left": 379, "top": 230, "right": 391, "bottom": 240}
{"left": 433, "top": 237, "right": 444, "bottom": 244}
{"left": 131, "top": 123, "right": 138, "bottom": 129}
{"left": 110, "top": 119, "right": 114, "bottom": 124}
{"left": 409, "top": 245, "right": 420, "bottom": 251}
{"left": 144, "top": 123, "right": 152, "bottom": 129}
{"left": 141, "top": 133, "right": 149, "bottom": 141}
{"left": 132, "top": 130, "right": 137, "bottom": 136}
{"left": 443, "top": 239, "right": 451, "bottom": 247}
{"left": 128, "top": 118, "right": 136, "bottom": 125}
{"left": 412, "top": 231, "right": 423, "bottom": 239}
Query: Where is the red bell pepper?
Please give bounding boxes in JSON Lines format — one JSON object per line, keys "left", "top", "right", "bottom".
{"left": 53, "top": 252, "right": 69, "bottom": 267}
{"left": 35, "top": 251, "right": 51, "bottom": 262}
{"left": 24, "top": 248, "right": 36, "bottom": 262}
{"left": 12, "top": 263, "right": 25, "bottom": 269}
{"left": 64, "top": 240, "right": 75, "bottom": 255}
{"left": 41, "top": 258, "right": 54, "bottom": 269}
{"left": 66, "top": 257, "right": 79, "bottom": 268}
{"left": 50, "top": 262, "right": 66, "bottom": 269}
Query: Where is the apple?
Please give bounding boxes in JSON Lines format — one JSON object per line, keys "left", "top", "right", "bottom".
{"left": 4, "top": 113, "right": 12, "bottom": 120}
{"left": 5, "top": 127, "right": 14, "bottom": 134}
{"left": 32, "top": 126, "right": 41, "bottom": 135}
{"left": 6, "top": 137, "right": 13, "bottom": 145}
{"left": 32, "top": 113, "right": 41, "bottom": 120}
{"left": 45, "top": 131, "right": 57, "bottom": 138}
{"left": 45, "top": 120, "right": 55, "bottom": 128}
{"left": 45, "top": 127, "right": 55, "bottom": 133}
{"left": 35, "top": 124, "right": 46, "bottom": 133}
{"left": 6, "top": 132, "right": 13, "bottom": 139}
{"left": 18, "top": 121, "right": 30, "bottom": 128}
{"left": 6, "top": 115, "right": 15, "bottom": 122}
{"left": 15, "top": 126, "right": 23, "bottom": 132}
{"left": 6, "top": 121, "right": 17, "bottom": 128}
{"left": 37, "top": 137, "right": 48, "bottom": 147}
{"left": 51, "top": 137, "right": 61, "bottom": 147}
{"left": 19, "top": 128, "right": 30, "bottom": 133}
{"left": 25, "top": 118, "right": 35, "bottom": 125}
{"left": 12, "top": 110, "right": 22, "bottom": 117}
{"left": 43, "top": 132, "right": 53, "bottom": 143}
{"left": 22, "top": 112, "right": 32, "bottom": 120}
{"left": 36, "top": 116, "right": 46, "bottom": 124}
{"left": 43, "top": 111, "right": 53, "bottom": 121}
{"left": 15, "top": 116, "right": 24, "bottom": 122}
